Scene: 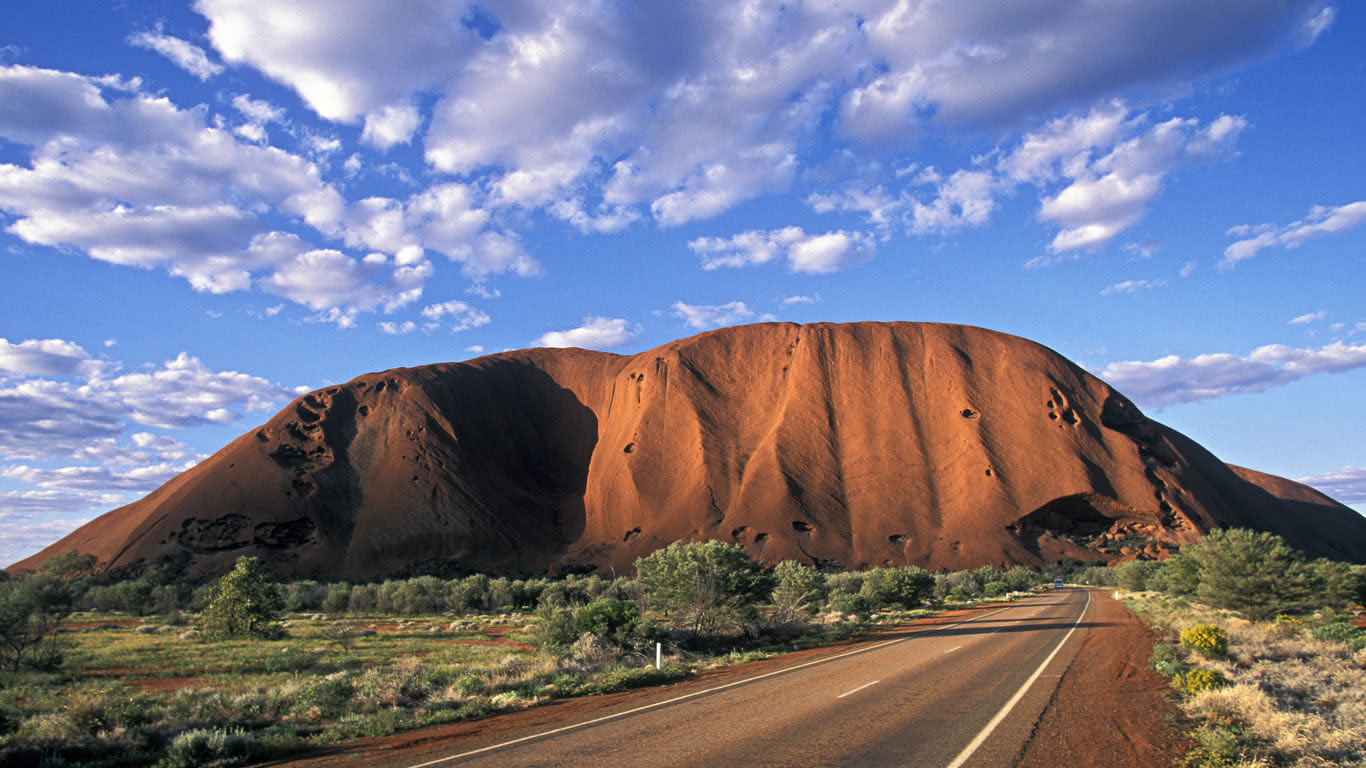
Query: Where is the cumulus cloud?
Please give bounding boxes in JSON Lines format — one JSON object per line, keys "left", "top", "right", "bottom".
{"left": 806, "top": 102, "right": 1244, "bottom": 256}
{"left": 189, "top": 0, "right": 1313, "bottom": 237}
{"left": 1029, "top": 113, "right": 1246, "bottom": 253}
{"left": 534, "top": 317, "right": 638, "bottom": 350}
{"left": 362, "top": 102, "right": 421, "bottom": 149}
{"left": 379, "top": 321, "right": 417, "bottom": 335}
{"left": 1298, "top": 466, "right": 1366, "bottom": 505}
{"left": 1221, "top": 200, "right": 1366, "bottom": 269}
{"left": 689, "top": 227, "right": 875, "bottom": 274}
{"left": 0, "top": 64, "right": 545, "bottom": 320}
{"left": 0, "top": 342, "right": 293, "bottom": 459}
{"left": 420, "top": 300, "right": 491, "bottom": 332}
{"left": 781, "top": 295, "right": 818, "bottom": 306}
{"left": 672, "top": 301, "right": 757, "bottom": 330}
{"left": 1096, "top": 340, "right": 1366, "bottom": 409}
{"left": 127, "top": 30, "right": 224, "bottom": 80}
{"left": 0, "top": 338, "right": 103, "bottom": 377}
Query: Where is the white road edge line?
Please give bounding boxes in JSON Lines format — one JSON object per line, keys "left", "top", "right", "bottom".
{"left": 404, "top": 602, "right": 1023, "bottom": 767}
{"left": 943, "top": 589, "right": 1092, "bottom": 768}
{"left": 837, "top": 680, "right": 880, "bottom": 699}
{"left": 943, "top": 645, "right": 961, "bottom": 654}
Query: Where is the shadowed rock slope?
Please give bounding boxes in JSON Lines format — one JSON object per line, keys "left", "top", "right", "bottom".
{"left": 14, "top": 322, "right": 1366, "bottom": 579}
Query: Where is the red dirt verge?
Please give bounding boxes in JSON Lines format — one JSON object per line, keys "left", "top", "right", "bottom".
{"left": 1017, "top": 590, "right": 1190, "bottom": 768}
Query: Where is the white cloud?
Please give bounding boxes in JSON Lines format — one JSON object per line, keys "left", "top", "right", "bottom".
{"left": 362, "top": 102, "right": 421, "bottom": 149}
{"left": 1221, "top": 200, "right": 1366, "bottom": 269}
{"left": 909, "top": 170, "right": 998, "bottom": 235}
{"left": 0, "top": 344, "right": 292, "bottom": 459}
{"left": 1297, "top": 466, "right": 1366, "bottom": 505}
{"left": 420, "top": 300, "right": 491, "bottom": 332}
{"left": 0, "top": 508, "right": 101, "bottom": 566}
{"left": 534, "top": 317, "right": 638, "bottom": 350}
{"left": 689, "top": 227, "right": 874, "bottom": 274}
{"left": 1100, "top": 279, "right": 1163, "bottom": 296}
{"left": 672, "top": 301, "right": 756, "bottom": 330}
{"left": 1031, "top": 113, "right": 1246, "bottom": 253}
{"left": 0, "top": 338, "right": 101, "bottom": 377}
{"left": 379, "top": 321, "right": 417, "bottom": 335}
{"left": 1289, "top": 310, "right": 1327, "bottom": 325}
{"left": 127, "top": 30, "right": 224, "bottom": 81}
{"left": 232, "top": 93, "right": 284, "bottom": 124}
{"left": 1297, "top": 6, "right": 1337, "bottom": 47}
{"left": 1096, "top": 340, "right": 1366, "bottom": 409}
{"left": 198, "top": 0, "right": 472, "bottom": 122}
{"left": 781, "top": 295, "right": 818, "bottom": 306}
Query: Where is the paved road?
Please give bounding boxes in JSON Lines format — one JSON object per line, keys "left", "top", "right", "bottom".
{"left": 396, "top": 588, "right": 1095, "bottom": 768}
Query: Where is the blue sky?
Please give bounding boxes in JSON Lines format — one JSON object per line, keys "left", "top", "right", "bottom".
{"left": 2, "top": 1, "right": 1363, "bottom": 566}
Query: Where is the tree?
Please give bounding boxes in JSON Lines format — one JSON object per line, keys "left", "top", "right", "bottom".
{"left": 771, "top": 561, "right": 825, "bottom": 623}
{"left": 635, "top": 541, "right": 770, "bottom": 634}
{"left": 0, "top": 573, "right": 73, "bottom": 671}
{"left": 1185, "top": 529, "right": 1321, "bottom": 620}
{"left": 199, "top": 557, "right": 285, "bottom": 639}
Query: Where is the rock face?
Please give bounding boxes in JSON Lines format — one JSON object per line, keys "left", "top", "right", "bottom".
{"left": 13, "top": 322, "right": 1366, "bottom": 579}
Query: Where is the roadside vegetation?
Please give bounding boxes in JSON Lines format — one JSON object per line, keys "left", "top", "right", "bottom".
{"left": 0, "top": 545, "right": 1055, "bottom": 767}
{"left": 1097, "top": 529, "right": 1366, "bottom": 768}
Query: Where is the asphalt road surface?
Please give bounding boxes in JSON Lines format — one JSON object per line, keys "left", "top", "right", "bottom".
{"left": 391, "top": 588, "right": 1096, "bottom": 768}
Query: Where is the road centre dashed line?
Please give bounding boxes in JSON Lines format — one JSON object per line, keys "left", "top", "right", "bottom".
{"left": 837, "top": 680, "right": 880, "bottom": 698}
{"left": 405, "top": 600, "right": 1031, "bottom": 767}
{"left": 944, "top": 645, "right": 962, "bottom": 654}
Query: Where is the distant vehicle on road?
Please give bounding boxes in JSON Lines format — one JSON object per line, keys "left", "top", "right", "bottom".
{"left": 1053, "top": 578, "right": 1065, "bottom": 589}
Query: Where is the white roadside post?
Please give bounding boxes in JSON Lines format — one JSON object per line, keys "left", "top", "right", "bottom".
{"left": 656, "top": 642, "right": 662, "bottom": 670}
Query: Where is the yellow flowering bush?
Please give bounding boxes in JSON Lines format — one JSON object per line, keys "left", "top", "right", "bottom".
{"left": 1180, "top": 623, "right": 1229, "bottom": 658}
{"left": 1172, "top": 667, "right": 1228, "bottom": 695}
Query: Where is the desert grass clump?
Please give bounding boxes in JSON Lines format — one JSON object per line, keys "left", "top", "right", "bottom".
{"left": 1140, "top": 598, "right": 1366, "bottom": 768}
{"left": 1180, "top": 623, "right": 1229, "bottom": 658}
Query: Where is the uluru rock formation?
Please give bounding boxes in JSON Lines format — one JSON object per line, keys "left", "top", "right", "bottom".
{"left": 14, "top": 322, "right": 1366, "bottom": 580}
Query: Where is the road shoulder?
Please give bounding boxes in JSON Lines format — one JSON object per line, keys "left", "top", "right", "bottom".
{"left": 1015, "top": 590, "right": 1191, "bottom": 768}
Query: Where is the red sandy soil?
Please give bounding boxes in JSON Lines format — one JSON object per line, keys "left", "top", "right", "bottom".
{"left": 17, "top": 322, "right": 1366, "bottom": 581}
{"left": 1016, "top": 592, "right": 1190, "bottom": 768}
{"left": 262, "top": 593, "right": 1187, "bottom": 768}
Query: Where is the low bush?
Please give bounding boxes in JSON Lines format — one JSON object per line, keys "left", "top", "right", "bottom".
{"left": 159, "top": 727, "right": 255, "bottom": 768}
{"left": 1310, "top": 620, "right": 1366, "bottom": 651}
{"left": 1179, "top": 624, "right": 1228, "bottom": 658}
{"left": 1171, "top": 667, "right": 1228, "bottom": 695}
{"left": 1149, "top": 642, "right": 1190, "bottom": 678}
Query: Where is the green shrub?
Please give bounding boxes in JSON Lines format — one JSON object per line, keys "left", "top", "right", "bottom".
{"left": 982, "top": 581, "right": 1007, "bottom": 597}
{"left": 297, "top": 676, "right": 355, "bottom": 717}
{"left": 1180, "top": 624, "right": 1229, "bottom": 658}
{"left": 1171, "top": 667, "right": 1228, "bottom": 695}
{"left": 1150, "top": 642, "right": 1191, "bottom": 678}
{"left": 1310, "top": 621, "right": 1366, "bottom": 651}
{"left": 859, "top": 567, "right": 934, "bottom": 609}
{"left": 199, "top": 557, "right": 285, "bottom": 639}
{"left": 635, "top": 541, "right": 770, "bottom": 634}
{"left": 530, "top": 605, "right": 580, "bottom": 652}
{"left": 159, "top": 727, "right": 255, "bottom": 768}
{"left": 575, "top": 599, "right": 640, "bottom": 646}
{"left": 827, "top": 592, "right": 871, "bottom": 616}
